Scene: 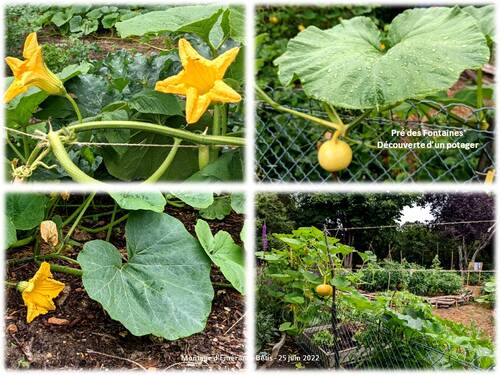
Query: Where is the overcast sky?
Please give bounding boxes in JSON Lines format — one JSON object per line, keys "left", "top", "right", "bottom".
{"left": 398, "top": 203, "right": 434, "bottom": 224}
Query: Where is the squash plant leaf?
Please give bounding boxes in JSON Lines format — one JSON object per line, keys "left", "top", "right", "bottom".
{"left": 115, "top": 5, "right": 223, "bottom": 43}
{"left": 199, "top": 196, "right": 232, "bottom": 220}
{"left": 462, "top": 5, "right": 494, "bottom": 41}
{"left": 6, "top": 193, "right": 49, "bottom": 230}
{"left": 276, "top": 7, "right": 490, "bottom": 109}
{"left": 6, "top": 217, "right": 17, "bottom": 248}
{"left": 78, "top": 211, "right": 214, "bottom": 339}
{"left": 171, "top": 192, "right": 214, "bottom": 209}
{"left": 109, "top": 192, "right": 166, "bottom": 213}
{"left": 195, "top": 219, "right": 245, "bottom": 294}
{"left": 230, "top": 193, "right": 245, "bottom": 214}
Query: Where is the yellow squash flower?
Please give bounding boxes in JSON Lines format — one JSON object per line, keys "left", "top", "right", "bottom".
{"left": 17, "top": 262, "right": 65, "bottom": 323}
{"left": 4, "top": 32, "right": 66, "bottom": 103}
{"left": 155, "top": 38, "right": 241, "bottom": 124}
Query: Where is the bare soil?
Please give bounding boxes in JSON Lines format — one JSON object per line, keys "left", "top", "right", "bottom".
{"left": 5, "top": 203, "right": 245, "bottom": 370}
{"left": 38, "top": 30, "right": 173, "bottom": 60}
{"left": 433, "top": 304, "right": 495, "bottom": 340}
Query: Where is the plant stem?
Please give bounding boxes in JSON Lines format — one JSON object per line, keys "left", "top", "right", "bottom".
{"left": 64, "top": 93, "right": 83, "bottom": 123}
{"left": 256, "top": 86, "right": 344, "bottom": 132}
{"left": 322, "top": 102, "right": 344, "bottom": 127}
{"left": 62, "top": 197, "right": 91, "bottom": 227}
{"left": 80, "top": 214, "right": 129, "bottom": 234}
{"left": 211, "top": 104, "right": 222, "bottom": 160}
{"left": 344, "top": 110, "right": 374, "bottom": 136}
{"left": 25, "top": 143, "right": 44, "bottom": 166}
{"left": 22, "top": 126, "right": 30, "bottom": 159}
{"left": 106, "top": 203, "right": 118, "bottom": 242}
{"left": 33, "top": 239, "right": 40, "bottom": 259}
{"left": 43, "top": 254, "right": 80, "bottom": 265}
{"left": 61, "top": 193, "right": 96, "bottom": 248}
{"left": 221, "top": 104, "right": 228, "bottom": 136}
{"left": 144, "top": 138, "right": 182, "bottom": 183}
{"left": 47, "top": 130, "right": 102, "bottom": 184}
{"left": 8, "top": 235, "right": 34, "bottom": 249}
{"left": 476, "top": 68, "right": 484, "bottom": 121}
{"left": 64, "top": 121, "right": 245, "bottom": 146}
{"left": 40, "top": 262, "right": 82, "bottom": 276}
{"left": 6, "top": 137, "right": 27, "bottom": 162}
{"left": 5, "top": 281, "right": 17, "bottom": 288}
{"left": 207, "top": 40, "right": 218, "bottom": 57}
{"left": 82, "top": 209, "right": 120, "bottom": 219}
{"left": 212, "top": 281, "right": 235, "bottom": 289}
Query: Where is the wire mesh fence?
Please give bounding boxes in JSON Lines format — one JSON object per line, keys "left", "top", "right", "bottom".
{"left": 256, "top": 88, "right": 495, "bottom": 183}
{"left": 296, "top": 298, "right": 485, "bottom": 369}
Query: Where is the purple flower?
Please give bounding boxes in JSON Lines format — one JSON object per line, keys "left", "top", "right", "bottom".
{"left": 262, "top": 222, "right": 268, "bottom": 251}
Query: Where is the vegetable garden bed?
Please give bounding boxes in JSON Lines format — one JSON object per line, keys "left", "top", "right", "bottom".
{"left": 5, "top": 192, "right": 245, "bottom": 369}
{"left": 5, "top": 4, "right": 245, "bottom": 183}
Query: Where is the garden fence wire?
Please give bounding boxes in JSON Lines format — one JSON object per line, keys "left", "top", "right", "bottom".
{"left": 296, "top": 302, "right": 481, "bottom": 370}
{"left": 257, "top": 88, "right": 495, "bottom": 183}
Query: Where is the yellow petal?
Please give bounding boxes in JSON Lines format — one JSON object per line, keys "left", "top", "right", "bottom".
{"left": 5, "top": 33, "right": 65, "bottom": 102}
{"left": 183, "top": 58, "right": 216, "bottom": 93}
{"left": 155, "top": 71, "right": 187, "bottom": 95}
{"left": 5, "top": 57, "right": 25, "bottom": 77}
{"left": 178, "top": 38, "right": 205, "bottom": 67}
{"left": 25, "top": 301, "right": 49, "bottom": 323}
{"left": 208, "top": 80, "right": 241, "bottom": 103}
{"left": 4, "top": 79, "right": 28, "bottom": 103}
{"left": 23, "top": 32, "right": 40, "bottom": 59}
{"left": 212, "top": 47, "right": 240, "bottom": 80}
{"left": 185, "top": 87, "right": 211, "bottom": 124}
{"left": 21, "top": 262, "right": 65, "bottom": 323}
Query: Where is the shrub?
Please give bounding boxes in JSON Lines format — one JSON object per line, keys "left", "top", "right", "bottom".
{"left": 358, "top": 257, "right": 463, "bottom": 296}
{"left": 256, "top": 309, "right": 280, "bottom": 352}
{"left": 476, "top": 277, "right": 495, "bottom": 307}
{"left": 42, "top": 39, "right": 100, "bottom": 72}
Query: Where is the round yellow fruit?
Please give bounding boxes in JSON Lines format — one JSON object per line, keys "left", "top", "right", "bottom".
{"left": 315, "top": 284, "right": 333, "bottom": 297}
{"left": 269, "top": 16, "right": 279, "bottom": 24}
{"left": 318, "top": 139, "right": 352, "bottom": 172}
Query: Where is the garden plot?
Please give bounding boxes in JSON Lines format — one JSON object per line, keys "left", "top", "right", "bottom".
{"left": 5, "top": 5, "right": 245, "bottom": 183}
{"left": 5, "top": 192, "right": 245, "bottom": 369}
{"left": 255, "top": 192, "right": 495, "bottom": 369}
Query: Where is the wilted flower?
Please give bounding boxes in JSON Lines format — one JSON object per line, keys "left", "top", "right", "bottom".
{"left": 40, "top": 220, "right": 59, "bottom": 247}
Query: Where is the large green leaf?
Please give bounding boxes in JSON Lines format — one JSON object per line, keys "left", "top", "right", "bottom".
{"left": 78, "top": 211, "right": 214, "bottom": 339}
{"left": 115, "top": 5, "right": 224, "bottom": 42}
{"left": 171, "top": 192, "right": 214, "bottom": 209}
{"left": 6, "top": 193, "right": 48, "bottom": 230}
{"left": 6, "top": 217, "right": 17, "bottom": 248}
{"left": 187, "top": 150, "right": 243, "bottom": 182}
{"left": 101, "top": 132, "right": 199, "bottom": 181}
{"left": 129, "top": 89, "right": 183, "bottom": 116}
{"left": 230, "top": 193, "right": 245, "bottom": 214}
{"left": 275, "top": 7, "right": 489, "bottom": 109}
{"left": 199, "top": 196, "right": 232, "bottom": 220}
{"left": 109, "top": 192, "right": 166, "bottom": 212}
{"left": 463, "top": 5, "right": 494, "bottom": 41}
{"left": 195, "top": 219, "right": 245, "bottom": 294}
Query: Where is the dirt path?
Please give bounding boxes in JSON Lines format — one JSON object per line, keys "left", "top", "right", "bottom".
{"left": 5, "top": 202, "right": 245, "bottom": 370}
{"left": 433, "top": 304, "right": 495, "bottom": 340}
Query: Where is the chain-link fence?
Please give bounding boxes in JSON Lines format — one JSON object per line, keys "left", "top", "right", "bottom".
{"left": 296, "top": 302, "right": 483, "bottom": 369}
{"left": 257, "top": 89, "right": 495, "bottom": 183}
